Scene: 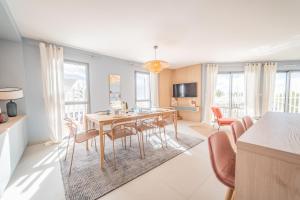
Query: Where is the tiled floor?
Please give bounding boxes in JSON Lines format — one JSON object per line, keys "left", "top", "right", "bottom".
{"left": 1, "top": 121, "right": 227, "bottom": 200}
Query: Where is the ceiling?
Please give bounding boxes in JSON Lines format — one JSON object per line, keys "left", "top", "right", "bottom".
{"left": 0, "top": 0, "right": 21, "bottom": 41}
{"left": 5, "top": 0, "right": 300, "bottom": 67}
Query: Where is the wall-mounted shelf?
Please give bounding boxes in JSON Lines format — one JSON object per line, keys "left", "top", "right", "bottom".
{"left": 173, "top": 106, "right": 200, "bottom": 112}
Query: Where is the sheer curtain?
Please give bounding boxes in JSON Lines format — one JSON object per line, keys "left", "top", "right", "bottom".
{"left": 244, "top": 63, "right": 261, "bottom": 117}
{"left": 262, "top": 62, "right": 277, "bottom": 114}
{"left": 40, "top": 42, "right": 65, "bottom": 143}
{"left": 203, "top": 64, "right": 218, "bottom": 123}
{"left": 150, "top": 72, "right": 159, "bottom": 108}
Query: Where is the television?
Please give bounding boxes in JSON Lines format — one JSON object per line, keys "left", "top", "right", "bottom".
{"left": 173, "top": 82, "right": 197, "bottom": 97}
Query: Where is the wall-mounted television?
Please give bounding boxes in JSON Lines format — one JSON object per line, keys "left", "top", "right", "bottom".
{"left": 173, "top": 82, "right": 197, "bottom": 98}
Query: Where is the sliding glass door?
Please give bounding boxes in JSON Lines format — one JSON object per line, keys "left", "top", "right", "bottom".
{"left": 63, "top": 61, "right": 89, "bottom": 131}
{"left": 273, "top": 71, "right": 300, "bottom": 113}
{"left": 214, "top": 72, "right": 245, "bottom": 118}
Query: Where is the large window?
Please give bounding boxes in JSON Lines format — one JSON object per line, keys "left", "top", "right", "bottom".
{"left": 135, "top": 71, "right": 151, "bottom": 108}
{"left": 214, "top": 72, "right": 245, "bottom": 118}
{"left": 64, "top": 61, "right": 89, "bottom": 130}
{"left": 273, "top": 71, "right": 300, "bottom": 113}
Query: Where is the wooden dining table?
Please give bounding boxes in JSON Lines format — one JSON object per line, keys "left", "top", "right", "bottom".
{"left": 235, "top": 112, "right": 300, "bottom": 200}
{"left": 85, "top": 108, "right": 177, "bottom": 169}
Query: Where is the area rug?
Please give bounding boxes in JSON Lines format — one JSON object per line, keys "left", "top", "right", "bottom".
{"left": 59, "top": 129, "right": 204, "bottom": 200}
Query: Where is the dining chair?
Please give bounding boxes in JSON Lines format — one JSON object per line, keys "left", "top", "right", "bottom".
{"left": 208, "top": 131, "right": 236, "bottom": 200}
{"left": 64, "top": 118, "right": 98, "bottom": 175}
{"left": 242, "top": 116, "right": 254, "bottom": 130}
{"left": 152, "top": 112, "right": 174, "bottom": 148}
{"left": 106, "top": 117, "right": 143, "bottom": 169}
{"left": 211, "top": 106, "right": 235, "bottom": 131}
{"left": 231, "top": 120, "right": 246, "bottom": 143}
{"left": 126, "top": 114, "right": 164, "bottom": 157}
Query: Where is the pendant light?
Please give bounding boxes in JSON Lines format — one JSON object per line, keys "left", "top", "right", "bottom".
{"left": 144, "top": 46, "right": 169, "bottom": 73}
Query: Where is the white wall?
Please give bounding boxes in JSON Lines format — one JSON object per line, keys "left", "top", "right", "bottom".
{"left": 22, "top": 38, "right": 145, "bottom": 144}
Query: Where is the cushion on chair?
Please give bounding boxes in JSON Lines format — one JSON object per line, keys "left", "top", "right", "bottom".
{"left": 75, "top": 129, "right": 98, "bottom": 143}
{"left": 218, "top": 118, "right": 235, "bottom": 125}
{"left": 211, "top": 107, "right": 223, "bottom": 119}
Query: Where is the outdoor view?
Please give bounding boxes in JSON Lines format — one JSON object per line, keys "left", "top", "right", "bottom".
{"left": 135, "top": 72, "right": 151, "bottom": 108}
{"left": 214, "top": 73, "right": 245, "bottom": 118}
{"left": 64, "top": 61, "right": 89, "bottom": 130}
{"left": 273, "top": 71, "right": 300, "bottom": 113}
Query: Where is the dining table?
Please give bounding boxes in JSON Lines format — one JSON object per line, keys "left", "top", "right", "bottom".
{"left": 85, "top": 108, "right": 178, "bottom": 169}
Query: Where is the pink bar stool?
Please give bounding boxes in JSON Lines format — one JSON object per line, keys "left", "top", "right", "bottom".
{"left": 231, "top": 120, "right": 246, "bottom": 143}
{"left": 208, "top": 131, "right": 236, "bottom": 200}
{"left": 242, "top": 116, "right": 254, "bottom": 130}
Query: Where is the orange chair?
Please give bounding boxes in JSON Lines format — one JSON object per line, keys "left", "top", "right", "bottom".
{"left": 211, "top": 107, "right": 235, "bottom": 131}
{"left": 208, "top": 131, "right": 236, "bottom": 200}
{"left": 242, "top": 116, "right": 253, "bottom": 130}
{"left": 231, "top": 120, "right": 246, "bottom": 143}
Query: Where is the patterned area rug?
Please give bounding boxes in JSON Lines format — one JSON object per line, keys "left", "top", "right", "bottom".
{"left": 59, "top": 129, "right": 204, "bottom": 200}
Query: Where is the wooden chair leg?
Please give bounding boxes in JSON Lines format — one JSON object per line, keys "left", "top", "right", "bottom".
{"left": 158, "top": 127, "right": 164, "bottom": 149}
{"left": 124, "top": 137, "right": 127, "bottom": 149}
{"left": 141, "top": 132, "right": 145, "bottom": 158}
{"left": 64, "top": 136, "right": 71, "bottom": 160}
{"left": 163, "top": 127, "right": 168, "bottom": 148}
{"left": 112, "top": 139, "right": 116, "bottom": 169}
{"left": 137, "top": 133, "right": 143, "bottom": 159}
{"left": 68, "top": 141, "right": 76, "bottom": 176}
{"left": 129, "top": 135, "right": 132, "bottom": 147}
{"left": 231, "top": 190, "right": 235, "bottom": 200}
{"left": 225, "top": 188, "right": 234, "bottom": 200}
{"left": 94, "top": 137, "right": 97, "bottom": 152}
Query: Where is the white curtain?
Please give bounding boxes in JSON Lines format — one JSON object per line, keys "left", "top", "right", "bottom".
{"left": 244, "top": 63, "right": 261, "bottom": 117}
{"left": 203, "top": 64, "right": 218, "bottom": 123}
{"left": 150, "top": 72, "right": 159, "bottom": 108}
{"left": 40, "top": 42, "right": 65, "bottom": 143}
{"left": 262, "top": 62, "right": 277, "bottom": 114}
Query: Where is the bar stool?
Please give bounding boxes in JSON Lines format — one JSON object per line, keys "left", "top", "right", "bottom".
{"left": 208, "top": 131, "right": 236, "bottom": 200}
{"left": 242, "top": 116, "right": 254, "bottom": 130}
{"left": 231, "top": 120, "right": 246, "bottom": 143}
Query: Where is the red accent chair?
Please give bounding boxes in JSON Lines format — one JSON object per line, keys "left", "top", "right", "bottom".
{"left": 208, "top": 131, "right": 236, "bottom": 200}
{"left": 231, "top": 120, "right": 246, "bottom": 143}
{"left": 211, "top": 107, "right": 235, "bottom": 131}
{"left": 242, "top": 116, "right": 254, "bottom": 130}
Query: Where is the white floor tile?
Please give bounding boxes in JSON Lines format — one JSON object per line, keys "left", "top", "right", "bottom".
{"left": 1, "top": 121, "right": 226, "bottom": 200}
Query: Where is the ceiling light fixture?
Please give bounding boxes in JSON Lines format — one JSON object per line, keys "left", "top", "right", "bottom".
{"left": 144, "top": 45, "right": 169, "bottom": 73}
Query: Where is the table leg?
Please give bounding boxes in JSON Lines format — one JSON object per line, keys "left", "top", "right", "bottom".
{"left": 99, "top": 123, "right": 105, "bottom": 169}
{"left": 173, "top": 112, "right": 178, "bottom": 140}
{"left": 85, "top": 116, "right": 89, "bottom": 151}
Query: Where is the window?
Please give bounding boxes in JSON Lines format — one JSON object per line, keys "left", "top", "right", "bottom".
{"left": 135, "top": 71, "right": 151, "bottom": 108}
{"left": 64, "top": 61, "right": 89, "bottom": 130}
{"left": 214, "top": 72, "right": 245, "bottom": 118}
{"left": 273, "top": 71, "right": 300, "bottom": 113}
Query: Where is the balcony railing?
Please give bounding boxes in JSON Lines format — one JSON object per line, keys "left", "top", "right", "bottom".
{"left": 273, "top": 92, "right": 300, "bottom": 113}
{"left": 64, "top": 104, "right": 87, "bottom": 132}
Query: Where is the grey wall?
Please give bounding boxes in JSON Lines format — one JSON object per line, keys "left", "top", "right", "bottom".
{"left": 22, "top": 38, "right": 145, "bottom": 144}
{"left": 0, "top": 39, "right": 26, "bottom": 115}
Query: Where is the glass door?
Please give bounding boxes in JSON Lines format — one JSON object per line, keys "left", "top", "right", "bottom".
{"left": 63, "top": 61, "right": 89, "bottom": 131}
